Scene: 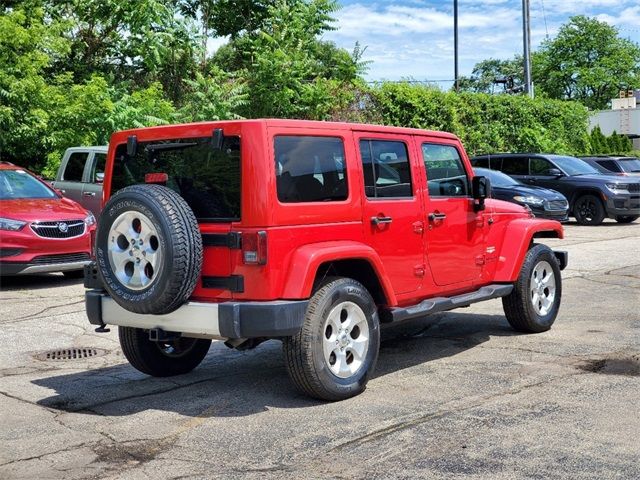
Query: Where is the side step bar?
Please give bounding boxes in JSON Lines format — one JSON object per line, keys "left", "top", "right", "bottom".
{"left": 381, "top": 283, "right": 514, "bottom": 324}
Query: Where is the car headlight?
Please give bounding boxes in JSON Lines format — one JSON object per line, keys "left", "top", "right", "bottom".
{"left": 0, "top": 217, "right": 27, "bottom": 231}
{"left": 513, "top": 195, "right": 544, "bottom": 206}
{"left": 605, "top": 183, "right": 630, "bottom": 194}
{"left": 84, "top": 212, "right": 96, "bottom": 227}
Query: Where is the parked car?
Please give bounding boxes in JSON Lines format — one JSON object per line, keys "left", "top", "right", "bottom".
{"left": 52, "top": 146, "right": 107, "bottom": 217}
{"left": 84, "top": 119, "right": 567, "bottom": 401}
{"left": 579, "top": 156, "right": 640, "bottom": 177}
{"left": 474, "top": 167, "right": 569, "bottom": 221}
{"left": 0, "top": 162, "right": 95, "bottom": 277}
{"left": 471, "top": 153, "right": 640, "bottom": 225}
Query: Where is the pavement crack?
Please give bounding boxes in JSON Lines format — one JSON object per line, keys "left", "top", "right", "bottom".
{"left": 2, "top": 300, "right": 85, "bottom": 324}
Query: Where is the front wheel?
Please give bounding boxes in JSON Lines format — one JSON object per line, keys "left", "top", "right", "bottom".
{"left": 119, "top": 327, "right": 211, "bottom": 377}
{"left": 573, "top": 194, "right": 605, "bottom": 225}
{"left": 283, "top": 277, "right": 380, "bottom": 401}
{"left": 615, "top": 215, "right": 639, "bottom": 224}
{"left": 502, "top": 244, "right": 562, "bottom": 333}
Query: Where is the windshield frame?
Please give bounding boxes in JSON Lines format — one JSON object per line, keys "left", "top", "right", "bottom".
{"left": 0, "top": 169, "right": 58, "bottom": 200}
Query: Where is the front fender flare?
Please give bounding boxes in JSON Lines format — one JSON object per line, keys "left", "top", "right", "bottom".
{"left": 493, "top": 219, "right": 564, "bottom": 282}
{"left": 281, "top": 241, "right": 396, "bottom": 304}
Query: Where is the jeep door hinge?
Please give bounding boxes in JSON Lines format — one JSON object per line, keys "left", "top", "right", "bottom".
{"left": 414, "top": 265, "right": 426, "bottom": 277}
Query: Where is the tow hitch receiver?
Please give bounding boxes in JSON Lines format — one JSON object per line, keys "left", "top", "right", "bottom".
{"left": 149, "top": 328, "right": 181, "bottom": 342}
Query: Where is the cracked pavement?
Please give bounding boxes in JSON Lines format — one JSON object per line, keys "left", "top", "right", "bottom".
{"left": 1, "top": 220, "right": 639, "bottom": 479}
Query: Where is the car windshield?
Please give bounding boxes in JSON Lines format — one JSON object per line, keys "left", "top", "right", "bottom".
{"left": 475, "top": 168, "right": 520, "bottom": 187}
{"left": 0, "top": 169, "right": 56, "bottom": 200}
{"left": 552, "top": 156, "right": 599, "bottom": 176}
{"left": 619, "top": 158, "right": 640, "bottom": 173}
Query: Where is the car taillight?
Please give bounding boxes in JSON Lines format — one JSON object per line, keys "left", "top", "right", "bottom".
{"left": 242, "top": 231, "right": 267, "bottom": 265}
{"left": 144, "top": 172, "right": 168, "bottom": 184}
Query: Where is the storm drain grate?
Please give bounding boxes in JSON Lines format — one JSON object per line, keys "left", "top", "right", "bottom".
{"left": 34, "top": 347, "right": 109, "bottom": 362}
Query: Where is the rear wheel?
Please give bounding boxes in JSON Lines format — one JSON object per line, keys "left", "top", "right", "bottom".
{"left": 119, "top": 326, "right": 211, "bottom": 377}
{"left": 573, "top": 194, "right": 605, "bottom": 225}
{"left": 615, "top": 215, "right": 638, "bottom": 224}
{"left": 283, "top": 277, "right": 380, "bottom": 401}
{"left": 503, "top": 244, "right": 562, "bottom": 333}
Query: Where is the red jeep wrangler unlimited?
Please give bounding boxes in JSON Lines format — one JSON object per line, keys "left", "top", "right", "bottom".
{"left": 85, "top": 119, "right": 567, "bottom": 401}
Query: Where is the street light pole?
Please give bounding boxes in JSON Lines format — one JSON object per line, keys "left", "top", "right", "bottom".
{"left": 454, "top": 0, "right": 459, "bottom": 92}
{"left": 522, "top": 0, "right": 533, "bottom": 98}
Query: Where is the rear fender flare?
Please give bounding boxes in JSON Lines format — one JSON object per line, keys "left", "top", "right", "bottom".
{"left": 493, "top": 219, "right": 563, "bottom": 282}
{"left": 281, "top": 241, "right": 396, "bottom": 304}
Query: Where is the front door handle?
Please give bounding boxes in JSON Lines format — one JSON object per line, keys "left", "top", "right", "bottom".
{"left": 371, "top": 216, "right": 393, "bottom": 226}
{"left": 428, "top": 212, "right": 447, "bottom": 222}
{"left": 83, "top": 191, "right": 96, "bottom": 197}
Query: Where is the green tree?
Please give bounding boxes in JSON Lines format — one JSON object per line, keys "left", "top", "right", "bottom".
{"left": 589, "top": 126, "right": 607, "bottom": 154}
{"left": 179, "top": 68, "right": 247, "bottom": 121}
{"left": 533, "top": 16, "right": 640, "bottom": 109}
{"left": 458, "top": 57, "right": 523, "bottom": 94}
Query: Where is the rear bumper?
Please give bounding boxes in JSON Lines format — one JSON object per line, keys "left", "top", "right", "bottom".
{"left": 85, "top": 290, "right": 308, "bottom": 339}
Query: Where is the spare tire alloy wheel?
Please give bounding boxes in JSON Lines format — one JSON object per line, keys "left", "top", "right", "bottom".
{"left": 96, "top": 184, "right": 202, "bottom": 315}
{"left": 108, "top": 210, "right": 161, "bottom": 291}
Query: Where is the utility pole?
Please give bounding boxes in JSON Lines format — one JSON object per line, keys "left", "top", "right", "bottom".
{"left": 522, "top": 0, "right": 533, "bottom": 98}
{"left": 454, "top": 0, "right": 459, "bottom": 92}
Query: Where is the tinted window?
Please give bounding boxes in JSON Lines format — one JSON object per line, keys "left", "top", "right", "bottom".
{"left": 597, "top": 160, "right": 619, "bottom": 172}
{"left": 422, "top": 143, "right": 469, "bottom": 197}
{"left": 472, "top": 157, "right": 488, "bottom": 167}
{"left": 92, "top": 153, "right": 107, "bottom": 182}
{"left": 530, "top": 157, "right": 554, "bottom": 175}
{"left": 63, "top": 152, "right": 88, "bottom": 181}
{"left": 552, "top": 156, "right": 598, "bottom": 175}
{"left": 360, "top": 140, "right": 412, "bottom": 198}
{"left": 275, "top": 136, "right": 347, "bottom": 203}
{"left": 112, "top": 136, "right": 241, "bottom": 221}
{"left": 619, "top": 158, "right": 640, "bottom": 173}
{"left": 501, "top": 157, "right": 529, "bottom": 175}
{"left": 0, "top": 169, "right": 56, "bottom": 200}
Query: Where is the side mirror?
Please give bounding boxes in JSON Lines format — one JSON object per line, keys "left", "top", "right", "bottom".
{"left": 472, "top": 176, "right": 491, "bottom": 211}
{"left": 547, "top": 168, "right": 563, "bottom": 177}
{"left": 95, "top": 172, "right": 104, "bottom": 184}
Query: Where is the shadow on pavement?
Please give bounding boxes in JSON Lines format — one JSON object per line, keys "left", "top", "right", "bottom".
{"left": 33, "top": 313, "right": 516, "bottom": 418}
{"left": 0, "top": 273, "right": 83, "bottom": 291}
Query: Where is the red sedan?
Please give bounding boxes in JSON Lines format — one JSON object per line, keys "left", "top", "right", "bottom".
{"left": 0, "top": 162, "right": 96, "bottom": 277}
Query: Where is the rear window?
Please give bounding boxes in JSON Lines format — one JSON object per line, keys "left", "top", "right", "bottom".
{"left": 275, "top": 136, "right": 347, "bottom": 203}
{"left": 111, "top": 136, "right": 241, "bottom": 221}
{"left": 501, "top": 157, "right": 529, "bottom": 175}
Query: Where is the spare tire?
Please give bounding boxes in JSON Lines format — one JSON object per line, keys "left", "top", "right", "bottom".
{"left": 96, "top": 184, "right": 202, "bottom": 315}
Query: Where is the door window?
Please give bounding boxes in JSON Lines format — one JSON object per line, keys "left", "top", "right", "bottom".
{"left": 422, "top": 143, "right": 469, "bottom": 197}
{"left": 530, "top": 157, "right": 555, "bottom": 175}
{"left": 62, "top": 152, "right": 88, "bottom": 181}
{"left": 501, "top": 157, "right": 528, "bottom": 175}
{"left": 91, "top": 153, "right": 107, "bottom": 183}
{"left": 359, "top": 140, "right": 412, "bottom": 198}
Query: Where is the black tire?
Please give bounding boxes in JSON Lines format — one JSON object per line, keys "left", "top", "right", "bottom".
{"left": 62, "top": 270, "right": 84, "bottom": 279}
{"left": 119, "top": 326, "right": 211, "bottom": 377}
{"left": 283, "top": 277, "right": 380, "bottom": 401}
{"left": 615, "top": 215, "right": 639, "bottom": 224}
{"left": 502, "top": 244, "right": 562, "bottom": 333}
{"left": 95, "top": 184, "right": 202, "bottom": 315}
{"left": 573, "top": 194, "right": 605, "bottom": 225}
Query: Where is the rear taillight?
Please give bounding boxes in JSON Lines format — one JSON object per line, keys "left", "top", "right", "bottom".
{"left": 242, "top": 231, "right": 267, "bottom": 265}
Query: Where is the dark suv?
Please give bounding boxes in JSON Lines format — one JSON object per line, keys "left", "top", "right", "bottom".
{"left": 579, "top": 156, "right": 640, "bottom": 177}
{"left": 471, "top": 154, "right": 640, "bottom": 225}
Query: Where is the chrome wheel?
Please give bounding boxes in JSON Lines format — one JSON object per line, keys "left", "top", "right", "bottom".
{"left": 530, "top": 260, "right": 556, "bottom": 316}
{"left": 322, "top": 301, "right": 370, "bottom": 378}
{"left": 107, "top": 211, "right": 162, "bottom": 291}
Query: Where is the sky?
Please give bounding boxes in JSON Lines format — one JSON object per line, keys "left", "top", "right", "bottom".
{"left": 323, "top": 0, "right": 640, "bottom": 86}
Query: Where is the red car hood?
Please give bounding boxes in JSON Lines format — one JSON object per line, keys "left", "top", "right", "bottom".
{"left": 0, "top": 197, "right": 88, "bottom": 222}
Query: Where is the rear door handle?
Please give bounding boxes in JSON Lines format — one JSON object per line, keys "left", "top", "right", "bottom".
{"left": 371, "top": 216, "right": 393, "bottom": 226}
{"left": 428, "top": 213, "right": 447, "bottom": 222}
{"left": 83, "top": 192, "right": 96, "bottom": 197}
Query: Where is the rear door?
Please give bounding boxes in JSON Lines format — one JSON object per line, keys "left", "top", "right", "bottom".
{"left": 355, "top": 133, "right": 424, "bottom": 295}
{"left": 419, "top": 140, "right": 484, "bottom": 286}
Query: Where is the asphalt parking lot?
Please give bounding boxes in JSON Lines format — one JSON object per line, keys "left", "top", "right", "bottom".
{"left": 1, "top": 219, "right": 639, "bottom": 480}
